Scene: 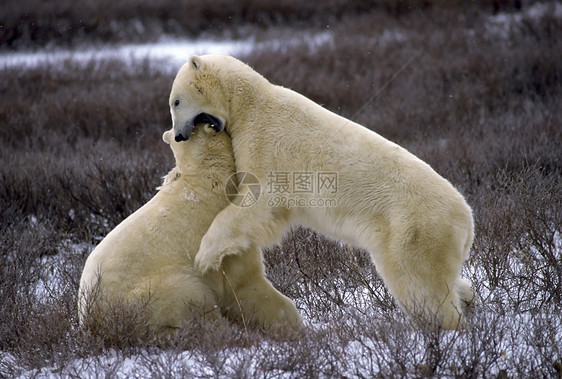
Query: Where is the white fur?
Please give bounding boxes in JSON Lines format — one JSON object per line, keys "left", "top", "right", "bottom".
{"left": 171, "top": 55, "right": 475, "bottom": 329}
{"left": 78, "top": 125, "right": 302, "bottom": 337}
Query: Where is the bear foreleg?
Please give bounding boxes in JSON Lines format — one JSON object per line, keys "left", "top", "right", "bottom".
{"left": 195, "top": 203, "right": 290, "bottom": 273}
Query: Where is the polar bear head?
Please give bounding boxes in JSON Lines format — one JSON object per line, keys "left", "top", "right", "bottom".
{"left": 162, "top": 124, "right": 234, "bottom": 181}
{"left": 169, "top": 55, "right": 267, "bottom": 142}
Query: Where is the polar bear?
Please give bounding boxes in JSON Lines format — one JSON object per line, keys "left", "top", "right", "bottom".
{"left": 78, "top": 125, "right": 302, "bottom": 338}
{"left": 170, "top": 55, "right": 475, "bottom": 329}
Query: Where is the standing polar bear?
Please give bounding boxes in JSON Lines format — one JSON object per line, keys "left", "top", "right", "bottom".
{"left": 170, "top": 55, "right": 475, "bottom": 329}
{"left": 78, "top": 125, "right": 302, "bottom": 338}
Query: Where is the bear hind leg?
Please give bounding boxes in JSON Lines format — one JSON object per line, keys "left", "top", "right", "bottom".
{"left": 392, "top": 274, "right": 466, "bottom": 330}
{"left": 225, "top": 276, "right": 302, "bottom": 333}
{"left": 370, "top": 248, "right": 467, "bottom": 329}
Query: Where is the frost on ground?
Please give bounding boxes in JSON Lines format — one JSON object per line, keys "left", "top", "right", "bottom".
{"left": 33, "top": 240, "right": 94, "bottom": 306}
{"left": 3, "top": 232, "right": 561, "bottom": 378}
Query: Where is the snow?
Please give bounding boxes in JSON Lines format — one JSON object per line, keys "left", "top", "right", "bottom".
{"left": 3, "top": 234, "right": 561, "bottom": 378}
{"left": 485, "top": 1, "right": 562, "bottom": 39}
{"left": 182, "top": 188, "right": 199, "bottom": 203}
{"left": 34, "top": 240, "right": 94, "bottom": 305}
{"left": 0, "top": 37, "right": 252, "bottom": 71}
{"left": 0, "top": 32, "right": 334, "bottom": 71}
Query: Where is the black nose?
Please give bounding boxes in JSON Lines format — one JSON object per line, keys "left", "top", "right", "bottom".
{"left": 175, "top": 134, "right": 188, "bottom": 142}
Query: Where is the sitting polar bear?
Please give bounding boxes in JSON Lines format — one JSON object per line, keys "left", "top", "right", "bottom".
{"left": 171, "top": 55, "right": 475, "bottom": 329}
{"left": 78, "top": 125, "right": 302, "bottom": 337}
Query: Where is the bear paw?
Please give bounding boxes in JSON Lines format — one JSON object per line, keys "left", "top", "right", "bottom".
{"left": 194, "top": 233, "right": 239, "bottom": 273}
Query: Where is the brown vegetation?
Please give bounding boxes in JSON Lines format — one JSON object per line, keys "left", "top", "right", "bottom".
{"left": 0, "top": 0, "right": 530, "bottom": 50}
{"left": 1, "top": 1, "right": 561, "bottom": 377}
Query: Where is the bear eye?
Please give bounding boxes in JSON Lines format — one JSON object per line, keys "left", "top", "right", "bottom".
{"left": 174, "top": 99, "right": 180, "bottom": 107}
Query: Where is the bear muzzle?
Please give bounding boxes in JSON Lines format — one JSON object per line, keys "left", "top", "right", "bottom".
{"left": 174, "top": 113, "right": 224, "bottom": 142}
{"left": 175, "top": 120, "right": 194, "bottom": 142}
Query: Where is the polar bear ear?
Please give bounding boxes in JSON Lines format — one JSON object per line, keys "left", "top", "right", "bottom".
{"left": 190, "top": 55, "right": 203, "bottom": 70}
{"left": 162, "top": 129, "right": 173, "bottom": 144}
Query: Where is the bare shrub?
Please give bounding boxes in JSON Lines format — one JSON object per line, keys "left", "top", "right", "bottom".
{"left": 0, "top": 0, "right": 472, "bottom": 49}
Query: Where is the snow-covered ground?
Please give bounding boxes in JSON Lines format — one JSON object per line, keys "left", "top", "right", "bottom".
{"left": 0, "top": 37, "right": 253, "bottom": 71}
{"left": 485, "top": 1, "right": 562, "bottom": 38}
{"left": 5, "top": 227, "right": 560, "bottom": 378}
{"left": 0, "top": 31, "right": 333, "bottom": 72}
